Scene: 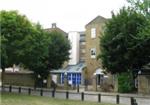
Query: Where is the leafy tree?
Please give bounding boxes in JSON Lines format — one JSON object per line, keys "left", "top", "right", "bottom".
{"left": 22, "top": 28, "right": 71, "bottom": 88}
{"left": 98, "top": 7, "right": 150, "bottom": 74}
{"left": 46, "top": 31, "right": 71, "bottom": 88}
{"left": 127, "top": 0, "right": 150, "bottom": 16}
{"left": 0, "top": 36, "right": 8, "bottom": 70}
{"left": 1, "top": 10, "right": 71, "bottom": 87}
{"left": 1, "top": 10, "right": 33, "bottom": 69}
{"left": 19, "top": 24, "right": 51, "bottom": 87}
{"left": 127, "top": 0, "right": 150, "bottom": 69}
{"left": 48, "top": 31, "right": 70, "bottom": 70}
{"left": 0, "top": 10, "right": 34, "bottom": 86}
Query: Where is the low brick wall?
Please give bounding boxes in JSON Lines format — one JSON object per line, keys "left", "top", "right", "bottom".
{"left": 138, "top": 75, "right": 150, "bottom": 94}
{"left": 3, "top": 72, "right": 35, "bottom": 87}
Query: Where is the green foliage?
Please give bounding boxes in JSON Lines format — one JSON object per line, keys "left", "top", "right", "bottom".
{"left": 48, "top": 31, "right": 70, "bottom": 70}
{"left": 0, "top": 10, "right": 71, "bottom": 83}
{"left": 127, "top": 0, "right": 150, "bottom": 16}
{"left": 0, "top": 10, "right": 34, "bottom": 69}
{"left": 98, "top": 7, "right": 150, "bottom": 74}
{"left": 118, "top": 72, "right": 134, "bottom": 93}
{"left": 0, "top": 36, "right": 8, "bottom": 69}
{"left": 22, "top": 27, "right": 71, "bottom": 81}
{"left": 20, "top": 24, "right": 50, "bottom": 79}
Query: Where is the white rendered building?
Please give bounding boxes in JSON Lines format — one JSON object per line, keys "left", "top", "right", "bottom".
{"left": 68, "top": 31, "right": 80, "bottom": 65}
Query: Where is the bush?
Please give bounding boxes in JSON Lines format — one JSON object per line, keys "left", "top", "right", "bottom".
{"left": 118, "top": 72, "right": 134, "bottom": 93}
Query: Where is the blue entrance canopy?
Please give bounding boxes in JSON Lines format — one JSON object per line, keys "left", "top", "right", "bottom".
{"left": 50, "top": 62, "right": 86, "bottom": 86}
{"left": 50, "top": 62, "right": 86, "bottom": 74}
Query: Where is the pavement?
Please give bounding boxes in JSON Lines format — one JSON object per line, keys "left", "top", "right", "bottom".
{"left": 1, "top": 85, "right": 150, "bottom": 105}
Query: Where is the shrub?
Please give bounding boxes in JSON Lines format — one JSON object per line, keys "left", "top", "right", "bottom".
{"left": 118, "top": 72, "right": 134, "bottom": 93}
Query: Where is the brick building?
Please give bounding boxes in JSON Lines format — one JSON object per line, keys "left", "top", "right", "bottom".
{"left": 85, "top": 16, "right": 107, "bottom": 84}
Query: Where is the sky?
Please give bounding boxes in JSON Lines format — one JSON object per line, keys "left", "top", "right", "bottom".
{"left": 0, "top": 0, "right": 128, "bottom": 32}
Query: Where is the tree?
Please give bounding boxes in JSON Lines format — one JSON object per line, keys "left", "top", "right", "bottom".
{"left": 127, "top": 0, "right": 150, "bottom": 16}
{"left": 19, "top": 24, "right": 51, "bottom": 87}
{"left": 1, "top": 10, "right": 71, "bottom": 88}
{"left": 48, "top": 31, "right": 70, "bottom": 70}
{"left": 0, "top": 35, "right": 8, "bottom": 71}
{"left": 47, "top": 31, "right": 71, "bottom": 88}
{"left": 21, "top": 27, "right": 71, "bottom": 88}
{"left": 127, "top": 0, "right": 150, "bottom": 69}
{"left": 0, "top": 10, "right": 34, "bottom": 85}
{"left": 98, "top": 7, "right": 150, "bottom": 74}
{"left": 0, "top": 10, "right": 34, "bottom": 68}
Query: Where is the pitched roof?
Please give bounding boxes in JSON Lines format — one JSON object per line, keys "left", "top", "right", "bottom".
{"left": 50, "top": 62, "right": 86, "bottom": 74}
{"left": 85, "top": 15, "right": 107, "bottom": 27}
{"left": 45, "top": 24, "right": 68, "bottom": 37}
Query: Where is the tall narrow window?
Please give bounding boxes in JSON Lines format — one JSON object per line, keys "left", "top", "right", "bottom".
{"left": 91, "top": 48, "right": 96, "bottom": 58}
{"left": 91, "top": 28, "right": 96, "bottom": 38}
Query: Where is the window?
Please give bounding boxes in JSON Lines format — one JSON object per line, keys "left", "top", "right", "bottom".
{"left": 81, "top": 49, "right": 85, "bottom": 53}
{"left": 80, "top": 35, "right": 85, "bottom": 42}
{"left": 91, "top": 28, "right": 96, "bottom": 38}
{"left": 72, "top": 74, "right": 76, "bottom": 85}
{"left": 77, "top": 74, "right": 81, "bottom": 84}
{"left": 91, "top": 48, "right": 96, "bottom": 58}
{"left": 68, "top": 73, "right": 71, "bottom": 81}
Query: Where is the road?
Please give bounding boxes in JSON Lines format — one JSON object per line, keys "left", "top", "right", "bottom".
{"left": 1, "top": 86, "right": 150, "bottom": 105}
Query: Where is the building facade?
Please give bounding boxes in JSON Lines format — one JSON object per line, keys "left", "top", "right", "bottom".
{"left": 85, "top": 16, "right": 107, "bottom": 84}
{"left": 68, "top": 32, "right": 80, "bottom": 65}
{"left": 50, "top": 31, "right": 86, "bottom": 87}
{"left": 79, "top": 32, "right": 86, "bottom": 62}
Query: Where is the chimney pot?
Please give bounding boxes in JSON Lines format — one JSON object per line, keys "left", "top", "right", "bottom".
{"left": 52, "top": 23, "right": 56, "bottom": 28}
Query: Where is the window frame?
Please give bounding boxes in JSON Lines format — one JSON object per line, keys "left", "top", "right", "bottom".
{"left": 90, "top": 48, "right": 96, "bottom": 58}
{"left": 91, "top": 28, "right": 96, "bottom": 38}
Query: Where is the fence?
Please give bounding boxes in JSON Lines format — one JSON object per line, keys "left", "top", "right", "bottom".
{"left": 1, "top": 85, "right": 146, "bottom": 105}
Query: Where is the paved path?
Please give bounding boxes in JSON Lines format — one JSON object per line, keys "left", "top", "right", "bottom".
{"left": 1, "top": 85, "right": 150, "bottom": 105}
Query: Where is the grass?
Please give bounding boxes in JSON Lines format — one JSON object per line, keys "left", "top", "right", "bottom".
{"left": 1, "top": 92, "right": 119, "bottom": 105}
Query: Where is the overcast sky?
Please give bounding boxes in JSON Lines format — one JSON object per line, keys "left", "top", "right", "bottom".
{"left": 0, "top": 0, "right": 128, "bottom": 32}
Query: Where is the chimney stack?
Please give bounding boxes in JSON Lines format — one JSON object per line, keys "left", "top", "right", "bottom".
{"left": 52, "top": 23, "right": 56, "bottom": 28}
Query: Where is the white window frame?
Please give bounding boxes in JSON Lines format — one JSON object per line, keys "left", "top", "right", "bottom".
{"left": 91, "top": 28, "right": 96, "bottom": 38}
{"left": 90, "top": 48, "right": 96, "bottom": 58}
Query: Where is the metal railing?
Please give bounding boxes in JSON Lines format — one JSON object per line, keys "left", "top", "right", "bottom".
{"left": 1, "top": 85, "right": 146, "bottom": 105}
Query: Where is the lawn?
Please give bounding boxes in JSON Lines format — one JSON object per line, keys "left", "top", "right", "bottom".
{"left": 1, "top": 92, "right": 120, "bottom": 105}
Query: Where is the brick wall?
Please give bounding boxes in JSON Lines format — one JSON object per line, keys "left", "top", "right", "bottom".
{"left": 85, "top": 23, "right": 105, "bottom": 82}
{"left": 138, "top": 75, "right": 150, "bottom": 94}
{"left": 3, "top": 72, "right": 35, "bottom": 87}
